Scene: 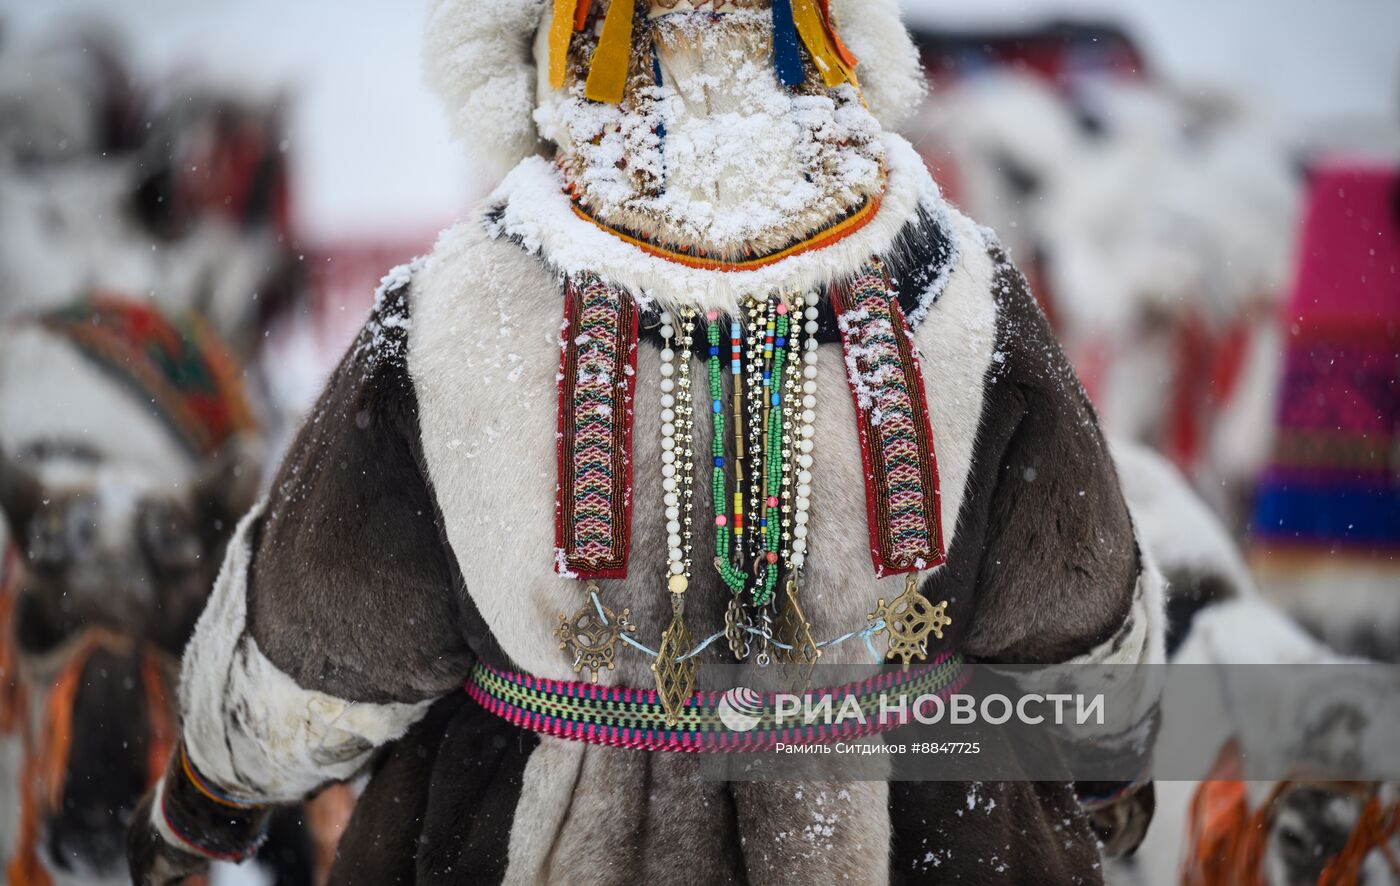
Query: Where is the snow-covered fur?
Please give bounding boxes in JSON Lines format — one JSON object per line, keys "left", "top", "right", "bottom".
{"left": 412, "top": 201, "right": 993, "bottom": 680}
{"left": 423, "top": 0, "right": 926, "bottom": 175}
{"left": 537, "top": 13, "right": 886, "bottom": 258}
{"left": 139, "top": 180, "right": 1159, "bottom": 881}
{"left": 135, "top": 6, "right": 1162, "bottom": 880}
{"left": 828, "top": 0, "right": 925, "bottom": 131}
{"left": 487, "top": 132, "right": 946, "bottom": 314}
{"left": 423, "top": 0, "right": 551, "bottom": 177}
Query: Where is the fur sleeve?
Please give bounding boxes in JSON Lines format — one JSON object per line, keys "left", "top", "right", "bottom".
{"left": 952, "top": 249, "right": 1164, "bottom": 852}
{"left": 152, "top": 272, "right": 475, "bottom": 860}
{"left": 961, "top": 250, "right": 1165, "bottom": 670}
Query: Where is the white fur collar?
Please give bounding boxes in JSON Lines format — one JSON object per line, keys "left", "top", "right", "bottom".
{"left": 483, "top": 132, "right": 944, "bottom": 315}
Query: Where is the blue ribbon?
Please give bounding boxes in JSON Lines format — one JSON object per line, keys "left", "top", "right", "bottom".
{"left": 770, "top": 0, "right": 804, "bottom": 86}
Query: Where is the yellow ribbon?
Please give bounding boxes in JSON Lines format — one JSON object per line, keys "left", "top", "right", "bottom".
{"left": 792, "top": 0, "right": 852, "bottom": 87}
{"left": 584, "top": 0, "right": 636, "bottom": 104}
{"left": 548, "top": 0, "right": 581, "bottom": 90}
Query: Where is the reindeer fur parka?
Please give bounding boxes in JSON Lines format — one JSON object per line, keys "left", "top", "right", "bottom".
{"left": 132, "top": 0, "right": 1164, "bottom": 883}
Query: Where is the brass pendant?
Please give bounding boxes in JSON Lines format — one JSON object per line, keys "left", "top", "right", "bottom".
{"left": 868, "top": 573, "right": 951, "bottom": 667}
{"left": 776, "top": 579, "right": 821, "bottom": 689}
{"left": 555, "top": 582, "right": 637, "bottom": 683}
{"left": 776, "top": 579, "right": 821, "bottom": 666}
{"left": 652, "top": 593, "right": 698, "bottom": 725}
{"left": 724, "top": 596, "right": 751, "bottom": 661}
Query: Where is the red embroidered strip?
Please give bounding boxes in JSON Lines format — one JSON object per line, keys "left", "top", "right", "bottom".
{"left": 554, "top": 273, "right": 639, "bottom": 578}
{"left": 832, "top": 263, "right": 946, "bottom": 576}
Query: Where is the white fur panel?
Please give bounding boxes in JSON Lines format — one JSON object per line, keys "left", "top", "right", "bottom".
{"left": 905, "top": 210, "right": 997, "bottom": 556}
{"left": 503, "top": 737, "right": 587, "bottom": 884}
{"left": 179, "top": 504, "right": 432, "bottom": 803}
{"left": 410, "top": 195, "right": 996, "bottom": 676}
{"left": 486, "top": 133, "right": 941, "bottom": 313}
{"left": 423, "top": 0, "right": 550, "bottom": 177}
{"left": 413, "top": 178, "right": 997, "bottom": 882}
{"left": 831, "top": 0, "right": 927, "bottom": 130}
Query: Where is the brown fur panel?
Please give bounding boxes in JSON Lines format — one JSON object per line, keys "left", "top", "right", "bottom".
{"left": 246, "top": 281, "right": 474, "bottom": 704}
{"left": 890, "top": 781, "right": 1104, "bottom": 884}
{"left": 960, "top": 251, "right": 1140, "bottom": 664}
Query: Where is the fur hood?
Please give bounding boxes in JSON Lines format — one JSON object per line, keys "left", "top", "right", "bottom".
{"left": 423, "top": 0, "right": 927, "bottom": 175}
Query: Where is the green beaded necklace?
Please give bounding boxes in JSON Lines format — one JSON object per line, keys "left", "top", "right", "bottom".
{"left": 705, "top": 313, "right": 747, "bottom": 591}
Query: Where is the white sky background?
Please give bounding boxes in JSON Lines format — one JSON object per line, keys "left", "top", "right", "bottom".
{"left": 3, "top": 0, "right": 1397, "bottom": 239}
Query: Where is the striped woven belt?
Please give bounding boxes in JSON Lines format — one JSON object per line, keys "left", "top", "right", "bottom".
{"left": 464, "top": 651, "right": 968, "bottom": 752}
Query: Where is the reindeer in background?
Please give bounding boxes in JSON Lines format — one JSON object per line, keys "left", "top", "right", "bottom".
{"left": 0, "top": 297, "right": 273, "bottom": 882}
{"left": 904, "top": 52, "right": 1301, "bottom": 531}
{"left": 0, "top": 21, "right": 345, "bottom": 885}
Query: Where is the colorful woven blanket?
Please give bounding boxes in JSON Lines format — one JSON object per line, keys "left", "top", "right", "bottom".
{"left": 1251, "top": 164, "right": 1399, "bottom": 560}
{"left": 36, "top": 297, "right": 257, "bottom": 458}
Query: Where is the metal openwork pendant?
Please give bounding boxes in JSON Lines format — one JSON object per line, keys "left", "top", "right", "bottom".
{"left": 775, "top": 579, "right": 821, "bottom": 688}
{"left": 724, "top": 596, "right": 751, "bottom": 661}
{"left": 652, "top": 593, "right": 698, "bottom": 725}
{"left": 556, "top": 582, "right": 637, "bottom": 682}
{"left": 869, "top": 573, "right": 952, "bottom": 667}
{"left": 776, "top": 579, "right": 821, "bottom": 665}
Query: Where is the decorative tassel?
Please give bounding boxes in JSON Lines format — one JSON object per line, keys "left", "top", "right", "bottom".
{"left": 548, "top": 0, "right": 581, "bottom": 90}
{"left": 792, "top": 0, "right": 851, "bottom": 87}
{"left": 770, "top": 0, "right": 805, "bottom": 87}
{"left": 584, "top": 0, "right": 636, "bottom": 104}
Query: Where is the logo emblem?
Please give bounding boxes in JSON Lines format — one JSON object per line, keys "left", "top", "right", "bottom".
{"left": 717, "top": 686, "right": 764, "bottom": 732}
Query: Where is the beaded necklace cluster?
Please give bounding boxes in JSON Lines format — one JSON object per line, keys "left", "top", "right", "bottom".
{"left": 553, "top": 265, "right": 955, "bottom": 725}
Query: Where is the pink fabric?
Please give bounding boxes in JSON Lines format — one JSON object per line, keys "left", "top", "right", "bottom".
{"left": 1284, "top": 162, "right": 1400, "bottom": 329}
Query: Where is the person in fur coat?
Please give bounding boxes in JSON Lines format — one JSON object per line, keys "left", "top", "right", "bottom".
{"left": 128, "top": 0, "right": 1164, "bottom": 882}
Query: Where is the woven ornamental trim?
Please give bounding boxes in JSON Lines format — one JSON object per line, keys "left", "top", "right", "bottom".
{"left": 555, "top": 274, "right": 640, "bottom": 578}
{"left": 832, "top": 264, "right": 946, "bottom": 576}
{"left": 463, "top": 653, "right": 969, "bottom": 752}
{"left": 35, "top": 297, "right": 257, "bottom": 459}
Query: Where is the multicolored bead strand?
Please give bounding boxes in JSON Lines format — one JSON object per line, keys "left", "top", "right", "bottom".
{"left": 706, "top": 313, "right": 747, "bottom": 591}
{"left": 755, "top": 304, "right": 790, "bottom": 605}
{"left": 730, "top": 317, "right": 745, "bottom": 556}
